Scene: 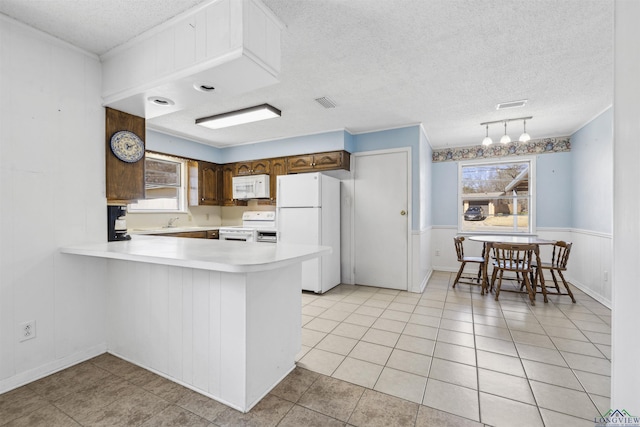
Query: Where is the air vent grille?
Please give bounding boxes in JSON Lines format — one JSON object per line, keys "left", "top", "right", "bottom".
{"left": 314, "top": 96, "right": 337, "bottom": 108}
{"left": 496, "top": 99, "right": 528, "bottom": 110}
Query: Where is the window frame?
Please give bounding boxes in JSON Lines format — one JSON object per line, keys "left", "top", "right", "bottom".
{"left": 457, "top": 156, "right": 536, "bottom": 235}
{"left": 127, "top": 152, "right": 188, "bottom": 214}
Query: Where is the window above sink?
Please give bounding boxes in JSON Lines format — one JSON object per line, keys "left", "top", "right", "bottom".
{"left": 128, "top": 152, "right": 187, "bottom": 213}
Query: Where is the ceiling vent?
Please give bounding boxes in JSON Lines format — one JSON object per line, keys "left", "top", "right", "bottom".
{"left": 496, "top": 99, "right": 528, "bottom": 110}
{"left": 314, "top": 96, "right": 337, "bottom": 109}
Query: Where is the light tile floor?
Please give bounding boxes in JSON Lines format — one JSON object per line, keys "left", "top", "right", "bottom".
{"left": 0, "top": 271, "right": 611, "bottom": 426}
{"left": 297, "top": 271, "right": 611, "bottom": 426}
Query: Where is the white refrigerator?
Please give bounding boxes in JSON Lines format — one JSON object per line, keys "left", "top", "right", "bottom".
{"left": 277, "top": 172, "right": 341, "bottom": 293}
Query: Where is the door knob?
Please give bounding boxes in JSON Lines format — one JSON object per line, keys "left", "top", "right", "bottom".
{"left": 400, "top": 210, "right": 406, "bottom": 216}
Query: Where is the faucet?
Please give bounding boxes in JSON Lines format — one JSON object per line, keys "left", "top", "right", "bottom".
{"left": 167, "top": 217, "right": 179, "bottom": 228}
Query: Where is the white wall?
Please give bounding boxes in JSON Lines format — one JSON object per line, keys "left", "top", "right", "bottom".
{"left": 0, "top": 16, "right": 107, "bottom": 392}
{"left": 612, "top": 0, "right": 640, "bottom": 411}
{"left": 412, "top": 126, "right": 433, "bottom": 292}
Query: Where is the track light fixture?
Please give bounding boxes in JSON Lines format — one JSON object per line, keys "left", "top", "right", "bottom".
{"left": 480, "top": 116, "right": 532, "bottom": 146}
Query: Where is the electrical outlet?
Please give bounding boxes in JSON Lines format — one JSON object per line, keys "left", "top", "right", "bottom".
{"left": 435, "top": 249, "right": 441, "bottom": 256}
{"left": 19, "top": 320, "right": 36, "bottom": 342}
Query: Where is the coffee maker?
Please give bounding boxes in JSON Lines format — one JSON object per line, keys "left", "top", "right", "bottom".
{"left": 107, "top": 205, "right": 131, "bottom": 241}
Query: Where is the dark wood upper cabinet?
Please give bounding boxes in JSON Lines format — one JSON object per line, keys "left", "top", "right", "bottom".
{"left": 251, "top": 159, "right": 271, "bottom": 175}
{"left": 234, "top": 162, "right": 253, "bottom": 176}
{"left": 188, "top": 160, "right": 220, "bottom": 206}
{"left": 234, "top": 160, "right": 271, "bottom": 176}
{"left": 286, "top": 154, "right": 314, "bottom": 173}
{"left": 105, "top": 108, "right": 145, "bottom": 204}
{"left": 268, "top": 157, "right": 287, "bottom": 204}
{"left": 287, "top": 151, "right": 350, "bottom": 173}
{"left": 258, "top": 157, "right": 288, "bottom": 206}
{"left": 198, "top": 161, "right": 221, "bottom": 205}
{"left": 221, "top": 163, "right": 248, "bottom": 206}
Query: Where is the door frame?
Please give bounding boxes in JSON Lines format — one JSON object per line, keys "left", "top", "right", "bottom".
{"left": 350, "top": 147, "right": 412, "bottom": 290}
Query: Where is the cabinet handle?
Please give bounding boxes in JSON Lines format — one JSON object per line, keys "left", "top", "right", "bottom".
{"left": 400, "top": 210, "right": 407, "bottom": 216}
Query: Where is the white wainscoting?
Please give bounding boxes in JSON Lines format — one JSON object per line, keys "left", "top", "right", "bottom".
{"left": 430, "top": 226, "right": 612, "bottom": 308}
{"left": 106, "top": 259, "right": 301, "bottom": 412}
{"left": 558, "top": 228, "right": 612, "bottom": 308}
{"left": 411, "top": 228, "right": 433, "bottom": 293}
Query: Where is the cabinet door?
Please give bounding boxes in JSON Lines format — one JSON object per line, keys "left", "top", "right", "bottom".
{"left": 234, "top": 162, "right": 253, "bottom": 176}
{"left": 313, "top": 151, "right": 345, "bottom": 171}
{"left": 251, "top": 159, "right": 271, "bottom": 175}
{"left": 199, "top": 162, "right": 220, "bottom": 205}
{"left": 221, "top": 163, "right": 235, "bottom": 205}
{"left": 287, "top": 154, "right": 314, "bottom": 173}
{"left": 221, "top": 164, "right": 247, "bottom": 206}
{"left": 268, "top": 157, "right": 287, "bottom": 204}
{"left": 105, "top": 108, "right": 145, "bottom": 203}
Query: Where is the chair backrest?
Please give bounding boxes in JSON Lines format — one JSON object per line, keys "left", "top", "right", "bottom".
{"left": 454, "top": 236, "right": 465, "bottom": 261}
{"left": 551, "top": 241, "right": 572, "bottom": 269}
{"left": 492, "top": 243, "right": 537, "bottom": 273}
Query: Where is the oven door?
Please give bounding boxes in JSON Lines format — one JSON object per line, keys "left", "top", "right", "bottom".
{"left": 219, "top": 228, "right": 255, "bottom": 242}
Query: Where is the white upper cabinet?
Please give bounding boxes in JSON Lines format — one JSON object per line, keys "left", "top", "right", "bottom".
{"left": 101, "top": 0, "right": 282, "bottom": 118}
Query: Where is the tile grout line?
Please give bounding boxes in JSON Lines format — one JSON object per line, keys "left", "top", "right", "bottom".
{"left": 302, "top": 277, "right": 610, "bottom": 426}
{"left": 526, "top": 287, "right": 609, "bottom": 418}
{"left": 463, "top": 274, "right": 484, "bottom": 425}
{"left": 490, "top": 278, "right": 547, "bottom": 426}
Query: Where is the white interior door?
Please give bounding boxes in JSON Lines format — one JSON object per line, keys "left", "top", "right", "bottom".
{"left": 354, "top": 150, "right": 409, "bottom": 290}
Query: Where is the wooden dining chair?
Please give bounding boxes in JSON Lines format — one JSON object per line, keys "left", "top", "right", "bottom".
{"left": 452, "top": 236, "right": 485, "bottom": 290}
{"left": 490, "top": 243, "right": 537, "bottom": 305}
{"left": 531, "top": 241, "right": 576, "bottom": 303}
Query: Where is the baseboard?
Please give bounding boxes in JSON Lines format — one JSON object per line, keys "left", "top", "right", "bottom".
{"left": 432, "top": 266, "right": 459, "bottom": 273}
{"left": 568, "top": 278, "right": 612, "bottom": 309}
{"left": 0, "top": 343, "right": 107, "bottom": 394}
{"left": 108, "top": 350, "right": 294, "bottom": 413}
{"left": 412, "top": 269, "right": 433, "bottom": 293}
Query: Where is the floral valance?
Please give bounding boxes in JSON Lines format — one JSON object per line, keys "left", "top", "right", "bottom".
{"left": 432, "top": 137, "right": 571, "bottom": 162}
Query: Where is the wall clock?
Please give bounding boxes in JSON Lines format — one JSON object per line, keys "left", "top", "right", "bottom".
{"left": 110, "top": 130, "right": 144, "bottom": 163}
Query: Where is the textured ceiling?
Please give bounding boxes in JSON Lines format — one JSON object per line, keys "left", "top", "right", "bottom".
{"left": 0, "top": 0, "right": 209, "bottom": 55}
{"left": 0, "top": 0, "right": 613, "bottom": 149}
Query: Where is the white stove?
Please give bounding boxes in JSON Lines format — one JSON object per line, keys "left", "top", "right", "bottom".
{"left": 219, "top": 211, "right": 277, "bottom": 243}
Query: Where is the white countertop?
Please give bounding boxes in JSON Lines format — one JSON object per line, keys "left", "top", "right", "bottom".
{"left": 60, "top": 235, "right": 330, "bottom": 273}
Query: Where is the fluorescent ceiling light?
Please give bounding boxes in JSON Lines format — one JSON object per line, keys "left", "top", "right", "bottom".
{"left": 196, "top": 104, "right": 281, "bottom": 130}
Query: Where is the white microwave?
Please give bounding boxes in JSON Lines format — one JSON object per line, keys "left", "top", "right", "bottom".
{"left": 232, "top": 174, "right": 270, "bottom": 199}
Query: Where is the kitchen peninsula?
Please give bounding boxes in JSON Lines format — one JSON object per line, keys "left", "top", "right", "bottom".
{"left": 60, "top": 236, "right": 330, "bottom": 412}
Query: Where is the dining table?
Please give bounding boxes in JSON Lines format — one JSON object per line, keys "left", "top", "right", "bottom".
{"left": 468, "top": 235, "right": 556, "bottom": 302}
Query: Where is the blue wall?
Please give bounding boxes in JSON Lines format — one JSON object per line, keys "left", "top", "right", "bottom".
{"left": 220, "top": 130, "right": 346, "bottom": 163}
{"left": 431, "top": 162, "right": 458, "bottom": 226}
{"left": 571, "top": 108, "right": 613, "bottom": 234}
{"left": 431, "top": 153, "right": 573, "bottom": 229}
{"left": 536, "top": 152, "right": 572, "bottom": 228}
{"left": 146, "top": 130, "right": 222, "bottom": 162}
{"left": 420, "top": 128, "right": 433, "bottom": 230}
{"left": 352, "top": 126, "right": 422, "bottom": 229}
